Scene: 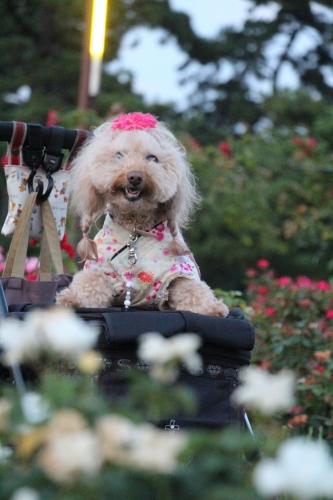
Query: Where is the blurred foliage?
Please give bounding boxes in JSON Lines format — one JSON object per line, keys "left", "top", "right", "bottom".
{"left": 246, "top": 261, "right": 333, "bottom": 446}
{"left": 0, "top": 317, "right": 259, "bottom": 500}
{"left": 182, "top": 125, "right": 333, "bottom": 289}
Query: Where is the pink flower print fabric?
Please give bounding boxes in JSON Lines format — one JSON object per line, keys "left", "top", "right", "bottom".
{"left": 84, "top": 215, "right": 200, "bottom": 309}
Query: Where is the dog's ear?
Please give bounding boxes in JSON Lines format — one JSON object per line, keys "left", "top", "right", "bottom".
{"left": 69, "top": 144, "right": 106, "bottom": 262}
{"left": 70, "top": 163, "right": 105, "bottom": 218}
{"left": 72, "top": 171, "right": 104, "bottom": 262}
{"left": 166, "top": 156, "right": 200, "bottom": 231}
{"left": 168, "top": 234, "right": 190, "bottom": 256}
{"left": 165, "top": 159, "right": 199, "bottom": 256}
{"left": 166, "top": 217, "right": 191, "bottom": 256}
{"left": 77, "top": 220, "right": 99, "bottom": 261}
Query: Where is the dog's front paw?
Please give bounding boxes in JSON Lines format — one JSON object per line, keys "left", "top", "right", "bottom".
{"left": 56, "top": 269, "right": 115, "bottom": 308}
{"left": 211, "top": 299, "right": 229, "bottom": 317}
{"left": 167, "top": 278, "right": 230, "bottom": 317}
{"left": 56, "top": 288, "right": 81, "bottom": 308}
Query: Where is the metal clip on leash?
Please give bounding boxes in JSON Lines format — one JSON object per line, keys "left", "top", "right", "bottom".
{"left": 124, "top": 230, "right": 139, "bottom": 309}
{"left": 127, "top": 230, "right": 138, "bottom": 265}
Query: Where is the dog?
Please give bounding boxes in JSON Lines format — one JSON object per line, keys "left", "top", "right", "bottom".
{"left": 56, "top": 112, "right": 228, "bottom": 317}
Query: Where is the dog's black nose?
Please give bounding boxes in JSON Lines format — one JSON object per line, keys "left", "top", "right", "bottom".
{"left": 127, "top": 171, "right": 143, "bottom": 186}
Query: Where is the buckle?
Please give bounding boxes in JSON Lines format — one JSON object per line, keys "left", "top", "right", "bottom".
{"left": 43, "top": 151, "right": 64, "bottom": 174}
{"left": 22, "top": 148, "right": 44, "bottom": 169}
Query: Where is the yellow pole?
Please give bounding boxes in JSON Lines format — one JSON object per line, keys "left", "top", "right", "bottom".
{"left": 88, "top": 0, "right": 108, "bottom": 98}
{"left": 78, "top": 0, "right": 93, "bottom": 109}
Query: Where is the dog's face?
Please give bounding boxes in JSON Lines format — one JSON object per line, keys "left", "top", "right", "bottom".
{"left": 86, "top": 128, "right": 185, "bottom": 217}
{"left": 71, "top": 119, "right": 197, "bottom": 232}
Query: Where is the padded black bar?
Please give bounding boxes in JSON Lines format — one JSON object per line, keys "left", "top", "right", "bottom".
{"left": 0, "top": 121, "right": 79, "bottom": 150}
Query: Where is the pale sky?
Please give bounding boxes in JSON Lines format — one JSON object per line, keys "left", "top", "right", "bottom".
{"left": 107, "top": 1, "right": 333, "bottom": 109}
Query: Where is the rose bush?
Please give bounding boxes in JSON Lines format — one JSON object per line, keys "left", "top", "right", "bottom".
{"left": 181, "top": 129, "right": 333, "bottom": 290}
{"left": 246, "top": 260, "right": 333, "bottom": 446}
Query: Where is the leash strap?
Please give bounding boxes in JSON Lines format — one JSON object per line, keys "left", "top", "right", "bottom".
{"left": 2, "top": 192, "right": 63, "bottom": 279}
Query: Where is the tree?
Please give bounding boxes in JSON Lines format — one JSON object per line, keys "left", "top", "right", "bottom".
{"left": 0, "top": 0, "right": 154, "bottom": 124}
{"left": 2, "top": 0, "right": 333, "bottom": 133}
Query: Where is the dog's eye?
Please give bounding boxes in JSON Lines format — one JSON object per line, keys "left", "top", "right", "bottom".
{"left": 146, "top": 154, "right": 158, "bottom": 163}
{"left": 115, "top": 151, "right": 124, "bottom": 159}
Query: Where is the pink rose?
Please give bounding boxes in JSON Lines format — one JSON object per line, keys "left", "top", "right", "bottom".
{"left": 277, "top": 276, "right": 292, "bottom": 286}
{"left": 264, "top": 307, "right": 276, "bottom": 316}
{"left": 315, "top": 281, "right": 331, "bottom": 291}
{"left": 25, "top": 257, "right": 39, "bottom": 273}
{"left": 219, "top": 141, "right": 233, "bottom": 158}
{"left": 257, "top": 259, "right": 270, "bottom": 269}
{"left": 296, "top": 276, "right": 313, "bottom": 288}
{"left": 299, "top": 299, "right": 311, "bottom": 308}
{"left": 245, "top": 268, "right": 257, "bottom": 278}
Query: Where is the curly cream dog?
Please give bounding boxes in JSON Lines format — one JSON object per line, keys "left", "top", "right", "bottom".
{"left": 56, "top": 112, "right": 228, "bottom": 317}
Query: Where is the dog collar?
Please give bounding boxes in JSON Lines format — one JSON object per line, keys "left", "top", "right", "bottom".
{"left": 108, "top": 213, "right": 166, "bottom": 233}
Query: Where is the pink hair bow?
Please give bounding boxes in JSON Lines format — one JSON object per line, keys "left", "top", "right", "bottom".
{"left": 111, "top": 112, "right": 157, "bottom": 131}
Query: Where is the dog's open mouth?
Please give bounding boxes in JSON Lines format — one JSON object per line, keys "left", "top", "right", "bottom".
{"left": 124, "top": 187, "right": 142, "bottom": 201}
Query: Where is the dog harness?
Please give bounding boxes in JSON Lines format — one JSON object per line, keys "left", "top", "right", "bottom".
{"left": 84, "top": 214, "right": 200, "bottom": 310}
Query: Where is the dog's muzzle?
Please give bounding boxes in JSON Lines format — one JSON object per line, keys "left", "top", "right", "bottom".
{"left": 124, "top": 171, "right": 143, "bottom": 201}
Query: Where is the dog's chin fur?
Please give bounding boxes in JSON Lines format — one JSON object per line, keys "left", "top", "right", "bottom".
{"left": 98, "top": 170, "right": 174, "bottom": 229}
{"left": 106, "top": 197, "right": 170, "bottom": 230}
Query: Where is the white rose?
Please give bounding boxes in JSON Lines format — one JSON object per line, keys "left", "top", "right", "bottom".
{"left": 27, "top": 308, "right": 99, "bottom": 358}
{"left": 21, "top": 392, "right": 50, "bottom": 424}
{"left": 232, "top": 366, "right": 295, "bottom": 414}
{"left": 0, "top": 317, "right": 39, "bottom": 365}
{"left": 39, "top": 429, "right": 102, "bottom": 483}
{"left": 138, "top": 332, "right": 202, "bottom": 382}
{"left": 254, "top": 437, "right": 333, "bottom": 499}
{"left": 10, "top": 488, "right": 40, "bottom": 500}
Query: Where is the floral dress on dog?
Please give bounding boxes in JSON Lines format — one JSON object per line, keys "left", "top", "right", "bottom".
{"left": 84, "top": 214, "right": 200, "bottom": 310}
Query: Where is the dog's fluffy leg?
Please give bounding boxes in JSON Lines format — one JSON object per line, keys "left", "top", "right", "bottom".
{"left": 167, "top": 278, "right": 229, "bottom": 317}
{"left": 56, "top": 269, "right": 115, "bottom": 308}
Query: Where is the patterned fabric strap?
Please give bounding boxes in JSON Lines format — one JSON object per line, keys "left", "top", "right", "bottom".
{"left": 64, "top": 129, "right": 90, "bottom": 171}
{"left": 7, "top": 122, "right": 27, "bottom": 167}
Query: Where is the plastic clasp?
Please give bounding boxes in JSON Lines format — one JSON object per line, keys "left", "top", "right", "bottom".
{"left": 28, "top": 169, "right": 54, "bottom": 203}
{"left": 22, "top": 148, "right": 44, "bottom": 169}
{"left": 43, "top": 151, "right": 64, "bottom": 174}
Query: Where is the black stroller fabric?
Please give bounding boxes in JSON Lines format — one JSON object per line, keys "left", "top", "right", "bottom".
{"left": 6, "top": 305, "right": 255, "bottom": 430}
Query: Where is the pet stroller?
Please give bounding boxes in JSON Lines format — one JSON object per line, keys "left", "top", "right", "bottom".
{"left": 0, "top": 121, "right": 255, "bottom": 431}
